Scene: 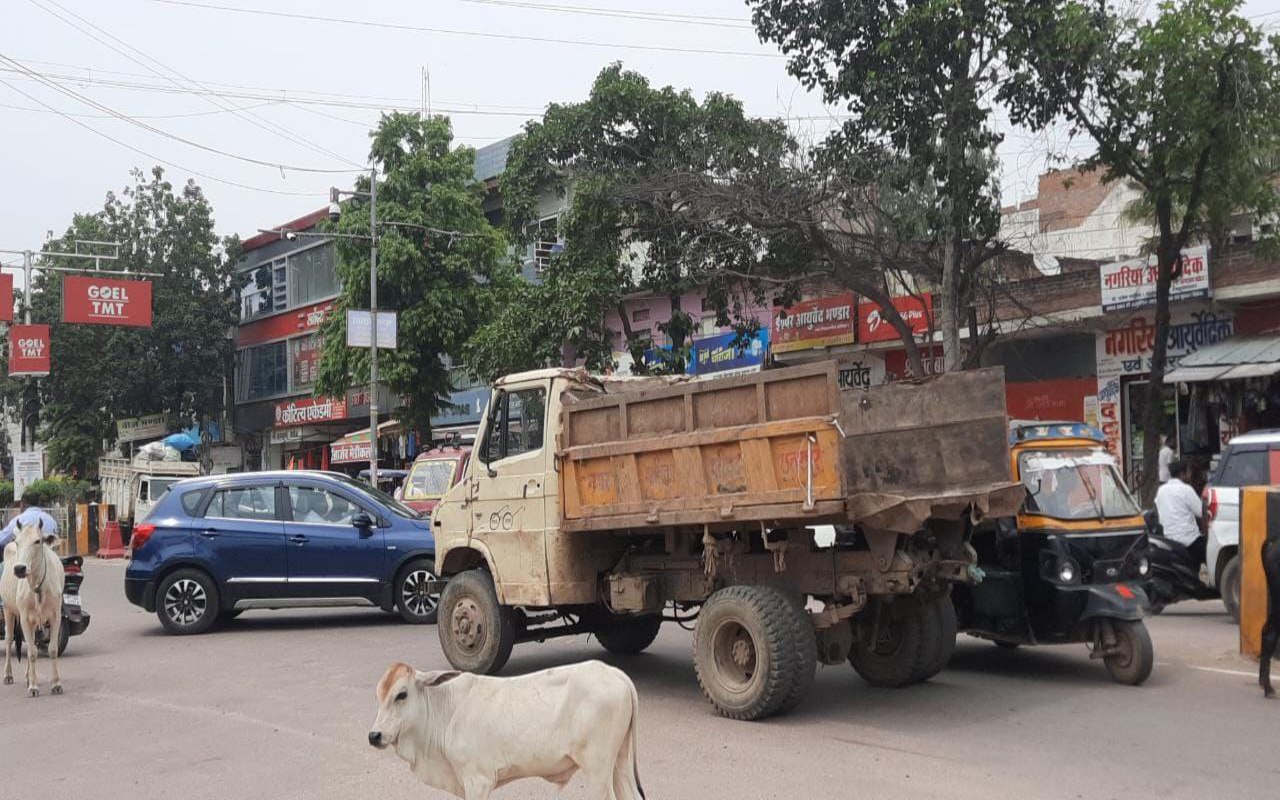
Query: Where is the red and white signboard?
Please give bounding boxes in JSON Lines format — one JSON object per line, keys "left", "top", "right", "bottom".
{"left": 330, "top": 440, "right": 373, "bottom": 464}
{"left": 62, "top": 275, "right": 153, "bottom": 327}
{"left": 274, "top": 395, "right": 348, "bottom": 427}
{"left": 772, "top": 293, "right": 856, "bottom": 353}
{"left": 858, "top": 294, "right": 933, "bottom": 344}
{"left": 0, "top": 273, "right": 13, "bottom": 323}
{"left": 9, "top": 324, "right": 51, "bottom": 376}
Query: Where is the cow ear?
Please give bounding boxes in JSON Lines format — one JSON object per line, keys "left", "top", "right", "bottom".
{"left": 417, "top": 670, "right": 462, "bottom": 688}
{"left": 44, "top": 534, "right": 59, "bottom": 547}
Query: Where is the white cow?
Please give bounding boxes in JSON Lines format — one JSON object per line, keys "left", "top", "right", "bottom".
{"left": 368, "top": 659, "right": 645, "bottom": 800}
{"left": 1, "top": 522, "right": 65, "bottom": 696}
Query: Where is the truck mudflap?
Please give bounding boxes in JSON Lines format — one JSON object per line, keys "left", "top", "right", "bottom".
{"left": 846, "top": 483, "right": 1026, "bottom": 534}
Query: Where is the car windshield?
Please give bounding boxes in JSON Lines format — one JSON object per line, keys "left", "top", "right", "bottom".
{"left": 1019, "top": 449, "right": 1141, "bottom": 520}
{"left": 403, "top": 458, "right": 459, "bottom": 500}
{"left": 332, "top": 474, "right": 423, "bottom": 519}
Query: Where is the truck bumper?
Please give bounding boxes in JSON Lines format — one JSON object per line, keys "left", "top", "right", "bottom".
{"left": 125, "top": 577, "right": 156, "bottom": 612}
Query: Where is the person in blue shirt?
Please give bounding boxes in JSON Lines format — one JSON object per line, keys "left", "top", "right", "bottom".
{"left": 0, "top": 490, "right": 59, "bottom": 551}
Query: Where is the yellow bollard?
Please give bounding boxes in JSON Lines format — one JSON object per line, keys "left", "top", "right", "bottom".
{"left": 1238, "top": 486, "right": 1276, "bottom": 659}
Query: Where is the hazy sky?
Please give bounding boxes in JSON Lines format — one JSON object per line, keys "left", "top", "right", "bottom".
{"left": 3, "top": 0, "right": 1279, "bottom": 261}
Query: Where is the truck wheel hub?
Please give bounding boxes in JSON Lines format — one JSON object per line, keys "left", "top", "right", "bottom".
{"left": 451, "top": 598, "right": 483, "bottom": 649}
{"left": 732, "top": 638, "right": 754, "bottom": 668}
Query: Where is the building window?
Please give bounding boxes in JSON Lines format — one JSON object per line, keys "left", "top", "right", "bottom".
{"left": 524, "top": 217, "right": 562, "bottom": 275}
{"left": 288, "top": 244, "right": 339, "bottom": 307}
{"left": 236, "top": 341, "right": 289, "bottom": 401}
{"left": 240, "top": 259, "right": 287, "bottom": 320}
{"left": 632, "top": 307, "right": 650, "bottom": 324}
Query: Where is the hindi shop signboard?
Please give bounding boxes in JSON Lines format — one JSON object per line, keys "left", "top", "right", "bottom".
{"left": 330, "top": 439, "right": 373, "bottom": 464}
{"left": 274, "top": 396, "right": 348, "bottom": 427}
{"left": 858, "top": 294, "right": 934, "bottom": 344}
{"left": 8, "top": 324, "right": 50, "bottom": 376}
{"left": 62, "top": 275, "right": 153, "bottom": 327}
{"left": 688, "top": 329, "right": 768, "bottom": 377}
{"left": 116, "top": 412, "right": 169, "bottom": 443}
{"left": 1100, "top": 245, "right": 1210, "bottom": 313}
{"left": 772, "top": 293, "right": 856, "bottom": 353}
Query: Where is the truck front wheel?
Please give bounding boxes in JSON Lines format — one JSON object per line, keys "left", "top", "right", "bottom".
{"left": 437, "top": 570, "right": 515, "bottom": 675}
{"left": 693, "top": 585, "right": 817, "bottom": 721}
{"left": 848, "top": 595, "right": 940, "bottom": 688}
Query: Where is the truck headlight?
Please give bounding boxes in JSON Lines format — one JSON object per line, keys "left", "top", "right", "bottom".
{"left": 1058, "top": 559, "right": 1079, "bottom": 584}
{"left": 1137, "top": 556, "right": 1150, "bottom": 576}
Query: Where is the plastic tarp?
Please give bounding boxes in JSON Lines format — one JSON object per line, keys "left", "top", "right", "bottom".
{"left": 163, "top": 432, "right": 200, "bottom": 453}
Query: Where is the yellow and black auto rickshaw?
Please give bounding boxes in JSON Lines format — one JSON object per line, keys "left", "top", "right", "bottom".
{"left": 953, "top": 421, "right": 1154, "bottom": 684}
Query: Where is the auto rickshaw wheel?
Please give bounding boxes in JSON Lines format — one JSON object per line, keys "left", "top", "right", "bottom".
{"left": 848, "top": 596, "right": 939, "bottom": 688}
{"left": 1102, "top": 619, "right": 1154, "bottom": 686}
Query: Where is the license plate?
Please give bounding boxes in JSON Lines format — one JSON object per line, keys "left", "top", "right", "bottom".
{"left": 63, "top": 595, "right": 82, "bottom": 607}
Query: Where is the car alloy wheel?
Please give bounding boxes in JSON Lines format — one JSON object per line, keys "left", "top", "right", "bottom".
{"left": 164, "top": 578, "right": 209, "bottom": 628}
{"left": 401, "top": 568, "right": 440, "bottom": 619}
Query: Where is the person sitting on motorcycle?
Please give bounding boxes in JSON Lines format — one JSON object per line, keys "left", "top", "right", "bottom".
{"left": 1154, "top": 459, "right": 1208, "bottom": 565}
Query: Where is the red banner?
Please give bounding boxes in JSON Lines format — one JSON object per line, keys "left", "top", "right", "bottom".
{"left": 1005, "top": 378, "right": 1095, "bottom": 422}
{"left": 772, "top": 293, "right": 856, "bottom": 353}
{"left": 236, "top": 300, "right": 333, "bottom": 347}
{"left": 858, "top": 294, "right": 933, "bottom": 344}
{"left": 274, "top": 396, "right": 348, "bottom": 427}
{"left": 62, "top": 275, "right": 153, "bottom": 327}
{"left": 0, "top": 273, "right": 12, "bottom": 323}
{"left": 9, "top": 324, "right": 51, "bottom": 376}
{"left": 884, "top": 345, "right": 944, "bottom": 381}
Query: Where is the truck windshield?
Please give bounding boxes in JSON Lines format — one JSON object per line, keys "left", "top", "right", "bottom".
{"left": 148, "top": 478, "right": 179, "bottom": 501}
{"left": 403, "top": 458, "right": 458, "bottom": 501}
{"left": 1019, "top": 449, "right": 1140, "bottom": 520}
{"left": 333, "top": 474, "right": 423, "bottom": 519}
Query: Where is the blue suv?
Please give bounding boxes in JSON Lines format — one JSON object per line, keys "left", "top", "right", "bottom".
{"left": 125, "top": 471, "right": 439, "bottom": 635}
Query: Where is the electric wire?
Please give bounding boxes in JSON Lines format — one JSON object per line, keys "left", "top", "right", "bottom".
{"left": 453, "top": 0, "right": 752, "bottom": 28}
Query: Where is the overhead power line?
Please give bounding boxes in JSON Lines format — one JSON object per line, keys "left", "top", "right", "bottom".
{"left": 28, "top": 0, "right": 365, "bottom": 169}
{"left": 0, "top": 98, "right": 280, "bottom": 119}
{"left": 0, "top": 76, "right": 322, "bottom": 197}
{"left": 0, "top": 54, "right": 359, "bottom": 174}
{"left": 453, "top": 0, "right": 753, "bottom": 29}
{"left": 149, "top": 0, "right": 784, "bottom": 59}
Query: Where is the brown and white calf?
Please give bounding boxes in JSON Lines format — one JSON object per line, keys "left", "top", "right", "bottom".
{"left": 1, "top": 522, "right": 65, "bottom": 696}
{"left": 368, "top": 659, "right": 645, "bottom": 800}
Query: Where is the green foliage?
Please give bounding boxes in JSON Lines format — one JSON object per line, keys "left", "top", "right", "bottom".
{"left": 469, "top": 65, "right": 794, "bottom": 379}
{"left": 314, "top": 113, "right": 511, "bottom": 432}
{"left": 22, "top": 479, "right": 63, "bottom": 507}
{"left": 0, "top": 480, "right": 13, "bottom": 508}
{"left": 9, "top": 168, "right": 237, "bottom": 478}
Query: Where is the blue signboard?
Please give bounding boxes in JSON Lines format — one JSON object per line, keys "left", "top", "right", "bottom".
{"left": 689, "top": 329, "right": 769, "bottom": 376}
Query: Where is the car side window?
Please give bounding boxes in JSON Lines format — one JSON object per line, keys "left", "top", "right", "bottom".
{"left": 288, "top": 486, "right": 360, "bottom": 525}
{"left": 206, "top": 485, "right": 277, "bottom": 521}
{"left": 1217, "top": 449, "right": 1268, "bottom": 488}
{"left": 180, "top": 489, "right": 206, "bottom": 516}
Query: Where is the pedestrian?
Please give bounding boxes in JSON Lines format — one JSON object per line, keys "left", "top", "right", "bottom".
{"left": 1154, "top": 459, "right": 1208, "bottom": 566}
{"left": 1157, "top": 431, "right": 1175, "bottom": 484}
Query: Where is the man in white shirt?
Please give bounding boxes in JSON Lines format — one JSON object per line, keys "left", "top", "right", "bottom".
{"left": 1157, "top": 433, "right": 1175, "bottom": 484}
{"left": 0, "top": 492, "right": 59, "bottom": 551}
{"left": 1154, "top": 459, "right": 1207, "bottom": 564}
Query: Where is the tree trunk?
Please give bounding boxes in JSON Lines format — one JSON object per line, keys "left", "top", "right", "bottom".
{"left": 861, "top": 283, "right": 926, "bottom": 377}
{"left": 1139, "top": 239, "right": 1178, "bottom": 505}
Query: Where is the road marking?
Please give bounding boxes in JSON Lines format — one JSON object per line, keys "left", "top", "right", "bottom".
{"left": 1188, "top": 665, "right": 1256, "bottom": 678}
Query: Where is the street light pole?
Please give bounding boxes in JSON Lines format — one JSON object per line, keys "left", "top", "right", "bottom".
{"left": 368, "top": 170, "right": 379, "bottom": 489}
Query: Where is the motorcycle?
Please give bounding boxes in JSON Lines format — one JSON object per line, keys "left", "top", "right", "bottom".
{"left": 1142, "top": 509, "right": 1219, "bottom": 613}
{"left": 0, "top": 554, "right": 91, "bottom": 657}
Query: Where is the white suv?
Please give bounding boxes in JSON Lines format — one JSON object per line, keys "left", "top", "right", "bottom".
{"left": 1204, "top": 429, "right": 1280, "bottom": 621}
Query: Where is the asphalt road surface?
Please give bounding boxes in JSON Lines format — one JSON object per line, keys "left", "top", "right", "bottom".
{"left": 2, "top": 561, "right": 1276, "bottom": 799}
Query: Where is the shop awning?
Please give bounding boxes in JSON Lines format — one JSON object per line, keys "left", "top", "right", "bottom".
{"left": 1164, "top": 333, "right": 1280, "bottom": 384}
{"left": 330, "top": 419, "right": 400, "bottom": 446}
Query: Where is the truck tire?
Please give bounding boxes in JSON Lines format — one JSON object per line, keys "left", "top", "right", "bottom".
{"left": 915, "top": 594, "right": 957, "bottom": 683}
{"left": 848, "top": 596, "right": 937, "bottom": 688}
{"left": 1219, "top": 554, "right": 1242, "bottom": 624}
{"left": 693, "top": 585, "right": 815, "bottom": 721}
{"left": 438, "top": 570, "right": 516, "bottom": 675}
{"left": 1102, "top": 619, "right": 1154, "bottom": 686}
{"left": 595, "top": 614, "right": 663, "bottom": 655}
{"left": 776, "top": 595, "right": 818, "bottom": 715}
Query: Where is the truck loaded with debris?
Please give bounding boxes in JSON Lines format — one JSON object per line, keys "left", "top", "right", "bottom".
{"left": 430, "top": 361, "right": 1023, "bottom": 720}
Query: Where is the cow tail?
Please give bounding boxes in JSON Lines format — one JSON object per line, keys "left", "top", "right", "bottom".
{"left": 615, "top": 678, "right": 645, "bottom": 799}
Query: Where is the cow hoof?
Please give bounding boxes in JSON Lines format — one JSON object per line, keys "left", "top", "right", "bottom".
{"left": 3, "top": 676, "right": 11, "bottom": 685}
{"left": 28, "top": 688, "right": 39, "bottom": 697}
{"left": 51, "top": 685, "right": 63, "bottom": 695}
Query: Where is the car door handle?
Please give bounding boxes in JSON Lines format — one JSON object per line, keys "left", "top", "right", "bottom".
{"left": 200, "top": 529, "right": 219, "bottom": 538}
{"left": 289, "top": 534, "right": 308, "bottom": 545}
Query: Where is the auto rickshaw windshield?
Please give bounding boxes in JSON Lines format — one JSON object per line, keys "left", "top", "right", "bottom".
{"left": 1019, "top": 449, "right": 1141, "bottom": 520}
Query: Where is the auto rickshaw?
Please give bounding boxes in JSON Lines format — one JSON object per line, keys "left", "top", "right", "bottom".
{"left": 952, "top": 421, "right": 1155, "bottom": 685}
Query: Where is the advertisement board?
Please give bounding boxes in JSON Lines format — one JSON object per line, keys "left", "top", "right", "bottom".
{"left": 772, "top": 293, "right": 856, "bottom": 353}
{"left": 9, "top": 324, "right": 51, "bottom": 376}
{"left": 688, "top": 329, "right": 768, "bottom": 377}
{"left": 62, "top": 275, "right": 153, "bottom": 327}
{"left": 0, "top": 273, "right": 12, "bottom": 323}
{"left": 1100, "top": 245, "right": 1210, "bottom": 312}
{"left": 274, "top": 396, "right": 348, "bottom": 427}
{"left": 12, "top": 451, "right": 43, "bottom": 499}
{"left": 117, "top": 412, "right": 168, "bottom": 443}
{"left": 858, "top": 294, "right": 933, "bottom": 344}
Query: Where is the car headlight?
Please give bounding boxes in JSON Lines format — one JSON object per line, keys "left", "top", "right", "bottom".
{"left": 1058, "top": 559, "right": 1078, "bottom": 584}
{"left": 1137, "top": 556, "right": 1150, "bottom": 577}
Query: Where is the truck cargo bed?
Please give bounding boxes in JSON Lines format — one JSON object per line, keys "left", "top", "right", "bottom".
{"left": 558, "top": 362, "right": 1022, "bottom": 533}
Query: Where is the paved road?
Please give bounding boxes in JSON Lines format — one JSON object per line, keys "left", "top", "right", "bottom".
{"left": 2, "top": 562, "right": 1276, "bottom": 799}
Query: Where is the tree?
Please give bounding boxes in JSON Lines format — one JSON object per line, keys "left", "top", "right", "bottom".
{"left": 314, "top": 113, "right": 510, "bottom": 433}
{"left": 467, "top": 65, "right": 797, "bottom": 379}
{"left": 1010, "top": 0, "right": 1280, "bottom": 500}
{"left": 748, "top": 0, "right": 1058, "bottom": 372}
{"left": 17, "top": 167, "right": 237, "bottom": 476}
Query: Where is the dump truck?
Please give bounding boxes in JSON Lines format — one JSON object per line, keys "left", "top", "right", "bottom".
{"left": 431, "top": 361, "right": 1023, "bottom": 720}
{"left": 99, "top": 455, "right": 204, "bottom": 535}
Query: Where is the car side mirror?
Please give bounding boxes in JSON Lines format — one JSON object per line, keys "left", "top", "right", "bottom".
{"left": 352, "top": 512, "right": 374, "bottom": 531}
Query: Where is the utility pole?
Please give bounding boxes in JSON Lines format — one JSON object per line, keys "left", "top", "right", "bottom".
{"left": 368, "top": 169, "right": 379, "bottom": 488}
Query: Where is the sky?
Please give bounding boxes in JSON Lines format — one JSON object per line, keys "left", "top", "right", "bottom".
{"left": 3, "top": 0, "right": 1280, "bottom": 265}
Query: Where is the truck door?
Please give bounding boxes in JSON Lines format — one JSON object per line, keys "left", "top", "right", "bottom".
{"left": 470, "top": 383, "right": 550, "bottom": 606}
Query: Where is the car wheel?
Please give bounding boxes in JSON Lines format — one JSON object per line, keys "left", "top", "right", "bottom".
{"left": 156, "top": 569, "right": 220, "bottom": 635}
{"left": 395, "top": 560, "right": 440, "bottom": 625}
{"left": 1219, "top": 554, "right": 1242, "bottom": 624}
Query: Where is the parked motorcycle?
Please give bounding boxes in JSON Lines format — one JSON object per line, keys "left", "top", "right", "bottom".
{"left": 1142, "top": 509, "right": 1219, "bottom": 613}
{"left": 0, "top": 555, "right": 91, "bottom": 656}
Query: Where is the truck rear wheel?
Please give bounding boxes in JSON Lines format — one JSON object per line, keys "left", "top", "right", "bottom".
{"left": 693, "top": 585, "right": 816, "bottom": 721}
{"left": 916, "top": 593, "right": 958, "bottom": 683}
{"left": 437, "top": 570, "right": 515, "bottom": 675}
{"left": 595, "top": 614, "right": 663, "bottom": 655}
{"left": 848, "top": 596, "right": 938, "bottom": 688}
